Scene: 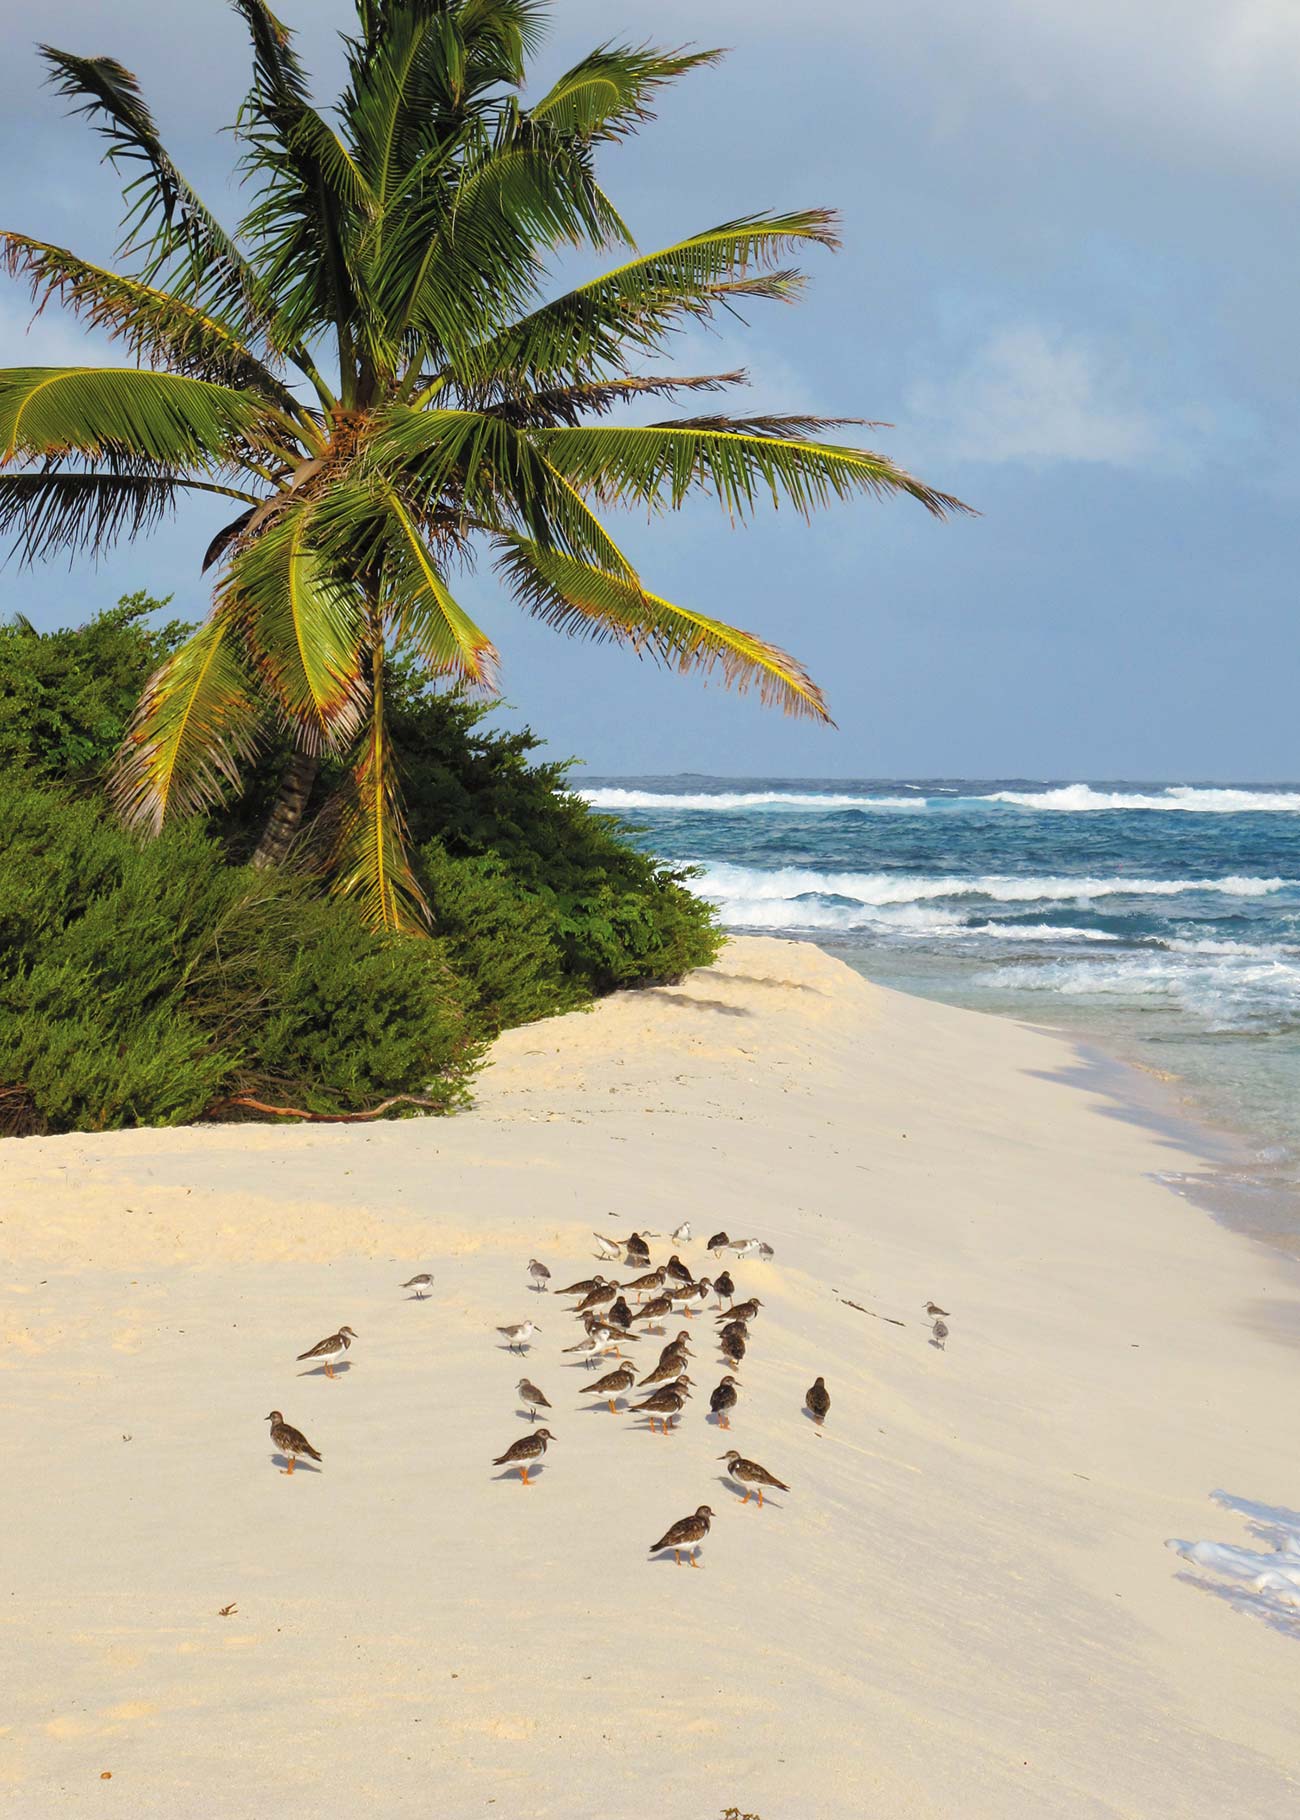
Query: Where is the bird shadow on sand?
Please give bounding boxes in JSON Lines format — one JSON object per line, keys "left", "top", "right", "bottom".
{"left": 270, "top": 1453, "right": 322, "bottom": 1475}
{"left": 491, "top": 1464, "right": 549, "bottom": 1485}
{"left": 515, "top": 1405, "right": 552, "bottom": 1422}
{"left": 716, "top": 1474, "right": 785, "bottom": 1510}
{"left": 497, "top": 1344, "right": 537, "bottom": 1356}
{"left": 706, "top": 1412, "right": 734, "bottom": 1429}
{"left": 647, "top": 1551, "right": 705, "bottom": 1569}
{"left": 572, "top": 1399, "right": 623, "bottom": 1416}
{"left": 296, "top": 1361, "right": 352, "bottom": 1379}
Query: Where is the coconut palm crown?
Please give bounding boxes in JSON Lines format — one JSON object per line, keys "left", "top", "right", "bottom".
{"left": 0, "top": 0, "right": 967, "bottom": 931}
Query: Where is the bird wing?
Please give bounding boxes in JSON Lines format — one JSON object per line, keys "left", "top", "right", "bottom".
{"left": 296, "top": 1335, "right": 338, "bottom": 1359}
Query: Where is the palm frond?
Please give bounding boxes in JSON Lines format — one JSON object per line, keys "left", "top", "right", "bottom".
{"left": 455, "top": 212, "right": 839, "bottom": 389}
{"left": 528, "top": 43, "right": 723, "bottom": 143}
{"left": 110, "top": 606, "right": 264, "bottom": 830}
{"left": 0, "top": 234, "right": 299, "bottom": 409}
{"left": 0, "top": 366, "right": 296, "bottom": 473}
{"left": 330, "top": 637, "right": 427, "bottom": 933}
{"left": 534, "top": 422, "right": 973, "bottom": 520}
{"left": 38, "top": 46, "right": 264, "bottom": 329}
{"left": 378, "top": 489, "right": 499, "bottom": 686}
{"left": 0, "top": 470, "right": 257, "bottom": 566}
{"left": 483, "top": 369, "right": 748, "bottom": 428}
{"left": 496, "top": 538, "right": 831, "bottom": 722}
{"left": 222, "top": 498, "right": 368, "bottom": 752}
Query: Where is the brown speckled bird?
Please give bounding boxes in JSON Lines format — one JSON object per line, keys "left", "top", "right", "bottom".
{"left": 631, "top": 1376, "right": 693, "bottom": 1433}
{"left": 556, "top": 1274, "right": 608, "bottom": 1299}
{"left": 664, "top": 1253, "right": 693, "bottom": 1287}
{"left": 584, "top": 1362, "right": 636, "bottom": 1413}
{"left": 605, "top": 1295, "right": 634, "bottom": 1331}
{"left": 719, "top": 1297, "right": 762, "bottom": 1325}
{"left": 296, "top": 1325, "right": 356, "bottom": 1379}
{"left": 720, "top": 1449, "right": 789, "bottom": 1507}
{"left": 650, "top": 1505, "right": 714, "bottom": 1567}
{"left": 625, "top": 1232, "right": 652, "bottom": 1265}
{"left": 573, "top": 1281, "right": 617, "bottom": 1315}
{"left": 492, "top": 1427, "right": 555, "bottom": 1486}
{"left": 709, "top": 1374, "right": 739, "bottom": 1428}
{"left": 924, "top": 1300, "right": 950, "bottom": 1317}
{"left": 622, "top": 1267, "right": 666, "bottom": 1298}
{"left": 720, "top": 1327, "right": 746, "bottom": 1370}
{"left": 706, "top": 1231, "right": 730, "bottom": 1256}
{"left": 637, "top": 1347, "right": 688, "bottom": 1387}
{"left": 805, "top": 1376, "right": 831, "bottom": 1426}
{"left": 713, "top": 1270, "right": 735, "bottom": 1308}
{"left": 634, "top": 1292, "right": 674, "bottom": 1329}
{"left": 266, "top": 1411, "right": 321, "bottom": 1475}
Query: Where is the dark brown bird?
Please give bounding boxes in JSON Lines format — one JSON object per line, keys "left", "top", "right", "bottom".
{"left": 709, "top": 1374, "right": 739, "bottom": 1428}
{"left": 658, "top": 1330, "right": 693, "bottom": 1363}
{"left": 706, "top": 1231, "right": 730, "bottom": 1256}
{"left": 924, "top": 1301, "right": 951, "bottom": 1317}
{"left": 720, "top": 1328, "right": 746, "bottom": 1370}
{"left": 625, "top": 1232, "right": 652, "bottom": 1266}
{"left": 516, "top": 1378, "right": 551, "bottom": 1422}
{"left": 573, "top": 1281, "right": 617, "bottom": 1315}
{"left": 492, "top": 1427, "right": 555, "bottom": 1486}
{"left": 555, "top": 1274, "right": 608, "bottom": 1299}
{"left": 719, "top": 1449, "right": 789, "bottom": 1507}
{"left": 719, "top": 1297, "right": 763, "bottom": 1325}
{"left": 622, "top": 1267, "right": 667, "bottom": 1298}
{"left": 638, "top": 1345, "right": 689, "bottom": 1386}
{"left": 605, "top": 1295, "right": 634, "bottom": 1331}
{"left": 584, "top": 1362, "right": 636, "bottom": 1413}
{"left": 631, "top": 1376, "right": 692, "bottom": 1433}
{"left": 649, "top": 1505, "right": 714, "bottom": 1567}
{"left": 635, "top": 1292, "right": 674, "bottom": 1329}
{"left": 664, "top": 1253, "right": 693, "bottom": 1287}
{"left": 296, "top": 1325, "right": 356, "bottom": 1379}
{"left": 717, "top": 1318, "right": 750, "bottom": 1344}
{"left": 713, "top": 1270, "right": 735, "bottom": 1308}
{"left": 266, "top": 1411, "right": 321, "bottom": 1475}
{"left": 805, "top": 1376, "right": 830, "bottom": 1426}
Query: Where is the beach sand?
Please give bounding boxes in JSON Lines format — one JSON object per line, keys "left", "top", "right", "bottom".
{"left": 3, "top": 935, "right": 1298, "bottom": 1816}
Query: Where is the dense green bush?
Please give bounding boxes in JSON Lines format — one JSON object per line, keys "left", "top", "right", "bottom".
{"left": 0, "top": 779, "right": 475, "bottom": 1133}
{"left": 0, "top": 601, "right": 721, "bottom": 1131}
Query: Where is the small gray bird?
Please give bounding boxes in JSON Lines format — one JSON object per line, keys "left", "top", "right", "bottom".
{"left": 528, "top": 1258, "right": 551, "bottom": 1292}
{"left": 924, "top": 1301, "right": 950, "bottom": 1317}
{"left": 402, "top": 1273, "right": 434, "bottom": 1298}
{"left": 931, "top": 1318, "right": 949, "bottom": 1350}
{"left": 517, "top": 1378, "right": 551, "bottom": 1422}
{"left": 497, "top": 1320, "right": 540, "bottom": 1353}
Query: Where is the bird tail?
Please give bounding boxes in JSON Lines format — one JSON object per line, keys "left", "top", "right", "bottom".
{"left": 302, "top": 1442, "right": 323, "bottom": 1462}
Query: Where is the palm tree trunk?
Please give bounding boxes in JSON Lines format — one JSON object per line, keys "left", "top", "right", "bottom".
{"left": 250, "top": 749, "right": 320, "bottom": 870}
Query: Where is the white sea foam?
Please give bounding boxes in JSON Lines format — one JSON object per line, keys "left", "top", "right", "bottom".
{"left": 580, "top": 788, "right": 916, "bottom": 811}
{"left": 1169, "top": 1494, "right": 1300, "bottom": 1632}
{"left": 989, "top": 784, "right": 1300, "bottom": 813}
{"left": 695, "top": 861, "right": 1291, "bottom": 913}
{"left": 986, "top": 949, "right": 1300, "bottom": 1028}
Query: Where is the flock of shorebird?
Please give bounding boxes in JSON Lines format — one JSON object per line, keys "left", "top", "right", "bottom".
{"left": 265, "top": 1226, "right": 951, "bottom": 1568}
{"left": 489, "top": 1223, "right": 805, "bottom": 1567}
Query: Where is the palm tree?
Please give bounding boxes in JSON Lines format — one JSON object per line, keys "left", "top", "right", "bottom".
{"left": 0, "top": 0, "right": 967, "bottom": 931}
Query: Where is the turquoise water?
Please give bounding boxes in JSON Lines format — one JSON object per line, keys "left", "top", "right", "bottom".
{"left": 580, "top": 779, "right": 1300, "bottom": 1194}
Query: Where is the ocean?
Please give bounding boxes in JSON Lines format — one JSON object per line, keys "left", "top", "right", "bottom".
{"left": 581, "top": 777, "right": 1300, "bottom": 1237}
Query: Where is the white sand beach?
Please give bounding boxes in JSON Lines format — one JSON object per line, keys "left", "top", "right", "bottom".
{"left": 3, "top": 935, "right": 1299, "bottom": 1817}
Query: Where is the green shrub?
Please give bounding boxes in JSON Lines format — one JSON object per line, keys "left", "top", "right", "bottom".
{"left": 0, "top": 779, "right": 476, "bottom": 1133}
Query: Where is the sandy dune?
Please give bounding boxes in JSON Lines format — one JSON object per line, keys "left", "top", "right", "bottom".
{"left": 3, "top": 936, "right": 1299, "bottom": 1816}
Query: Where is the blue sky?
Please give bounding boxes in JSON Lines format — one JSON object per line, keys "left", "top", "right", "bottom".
{"left": 2, "top": 0, "right": 1296, "bottom": 780}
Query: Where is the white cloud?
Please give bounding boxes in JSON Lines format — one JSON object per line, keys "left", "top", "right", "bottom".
{"left": 905, "top": 324, "right": 1175, "bottom": 467}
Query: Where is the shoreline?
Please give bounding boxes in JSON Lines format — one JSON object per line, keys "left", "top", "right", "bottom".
{"left": 5, "top": 936, "right": 1300, "bottom": 1815}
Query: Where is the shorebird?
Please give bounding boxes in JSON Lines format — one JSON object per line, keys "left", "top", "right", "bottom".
{"left": 719, "top": 1297, "right": 762, "bottom": 1325}
{"left": 706, "top": 1231, "right": 730, "bottom": 1256}
{"left": 713, "top": 1270, "right": 735, "bottom": 1309}
{"left": 638, "top": 1348, "right": 689, "bottom": 1388}
{"left": 720, "top": 1327, "right": 746, "bottom": 1370}
{"left": 605, "top": 1295, "right": 634, "bottom": 1332}
{"left": 266, "top": 1411, "right": 321, "bottom": 1475}
{"left": 497, "top": 1320, "right": 540, "bottom": 1354}
{"left": 931, "top": 1318, "right": 949, "bottom": 1349}
{"left": 493, "top": 1427, "right": 554, "bottom": 1486}
{"left": 528, "top": 1258, "right": 551, "bottom": 1292}
{"left": 709, "top": 1375, "right": 739, "bottom": 1428}
{"left": 650, "top": 1505, "right": 714, "bottom": 1567}
{"left": 625, "top": 1233, "right": 652, "bottom": 1268}
{"left": 729, "top": 1238, "right": 771, "bottom": 1262}
{"left": 296, "top": 1326, "right": 356, "bottom": 1379}
{"left": 670, "top": 1221, "right": 692, "bottom": 1244}
{"left": 664, "top": 1253, "right": 693, "bottom": 1287}
{"left": 563, "top": 1334, "right": 603, "bottom": 1367}
{"left": 592, "top": 1233, "right": 622, "bottom": 1261}
{"left": 589, "top": 1320, "right": 639, "bottom": 1356}
{"left": 631, "top": 1375, "right": 693, "bottom": 1432}
{"left": 517, "top": 1378, "right": 551, "bottom": 1422}
{"left": 805, "top": 1375, "right": 830, "bottom": 1426}
{"left": 401, "top": 1273, "right": 434, "bottom": 1299}
{"left": 719, "top": 1450, "right": 789, "bottom": 1507}
{"left": 634, "top": 1292, "right": 674, "bottom": 1330}
{"left": 584, "top": 1361, "right": 637, "bottom": 1413}
{"left": 924, "top": 1301, "right": 951, "bottom": 1317}
{"left": 622, "top": 1267, "right": 666, "bottom": 1299}
{"left": 573, "top": 1281, "right": 617, "bottom": 1315}
{"left": 671, "top": 1278, "right": 712, "bottom": 1319}
{"left": 556, "top": 1273, "right": 608, "bottom": 1299}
